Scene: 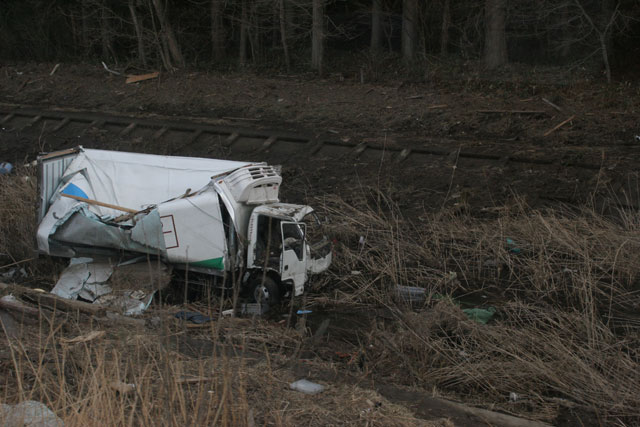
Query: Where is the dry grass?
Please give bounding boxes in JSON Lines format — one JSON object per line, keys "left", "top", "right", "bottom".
{"left": 3, "top": 165, "right": 640, "bottom": 424}
{"left": 0, "top": 168, "right": 61, "bottom": 282}
{"left": 0, "top": 311, "right": 446, "bottom": 426}
{"left": 315, "top": 190, "right": 640, "bottom": 423}
{"left": 0, "top": 169, "right": 37, "bottom": 264}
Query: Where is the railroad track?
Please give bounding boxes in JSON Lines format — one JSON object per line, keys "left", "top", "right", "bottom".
{"left": 0, "top": 104, "right": 614, "bottom": 171}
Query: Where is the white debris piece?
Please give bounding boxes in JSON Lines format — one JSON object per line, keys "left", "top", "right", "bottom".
{"left": 289, "top": 379, "right": 325, "bottom": 395}
{"left": 0, "top": 400, "right": 64, "bottom": 427}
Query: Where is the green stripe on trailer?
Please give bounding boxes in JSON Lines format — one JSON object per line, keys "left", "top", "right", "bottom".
{"left": 191, "top": 257, "right": 224, "bottom": 270}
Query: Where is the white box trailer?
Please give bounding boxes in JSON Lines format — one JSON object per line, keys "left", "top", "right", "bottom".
{"left": 36, "top": 147, "right": 332, "bottom": 303}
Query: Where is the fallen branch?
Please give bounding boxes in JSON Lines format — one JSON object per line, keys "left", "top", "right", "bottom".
{"left": 440, "top": 398, "right": 552, "bottom": 427}
{"left": 0, "top": 295, "right": 41, "bottom": 317}
{"left": 125, "top": 72, "right": 159, "bottom": 84}
{"left": 222, "top": 116, "right": 261, "bottom": 122}
{"left": 30, "top": 293, "right": 106, "bottom": 316}
{"left": 101, "top": 62, "right": 121, "bottom": 76}
{"left": 544, "top": 115, "right": 575, "bottom": 137}
{"left": 3, "top": 284, "right": 107, "bottom": 316}
{"left": 477, "top": 110, "right": 546, "bottom": 115}
{"left": 60, "top": 330, "right": 106, "bottom": 344}
{"left": 0, "top": 258, "right": 36, "bottom": 270}
{"left": 49, "top": 63, "right": 60, "bottom": 76}
{"left": 541, "top": 97, "right": 563, "bottom": 112}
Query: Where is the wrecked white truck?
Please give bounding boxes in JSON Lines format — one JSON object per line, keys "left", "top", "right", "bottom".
{"left": 36, "top": 147, "right": 332, "bottom": 304}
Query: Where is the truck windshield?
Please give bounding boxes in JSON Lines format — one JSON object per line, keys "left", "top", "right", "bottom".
{"left": 282, "top": 222, "right": 305, "bottom": 260}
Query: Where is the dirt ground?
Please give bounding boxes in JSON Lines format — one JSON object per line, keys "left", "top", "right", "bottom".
{"left": 1, "top": 61, "right": 639, "bottom": 426}
{"left": 1, "top": 61, "right": 639, "bottom": 211}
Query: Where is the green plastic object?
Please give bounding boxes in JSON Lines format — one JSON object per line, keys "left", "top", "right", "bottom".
{"left": 462, "top": 307, "right": 496, "bottom": 324}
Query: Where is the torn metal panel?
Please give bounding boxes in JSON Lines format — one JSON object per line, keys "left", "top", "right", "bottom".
{"left": 51, "top": 212, "right": 163, "bottom": 256}
{"left": 51, "top": 259, "right": 113, "bottom": 300}
{"left": 51, "top": 258, "right": 170, "bottom": 315}
{"left": 130, "top": 210, "right": 166, "bottom": 251}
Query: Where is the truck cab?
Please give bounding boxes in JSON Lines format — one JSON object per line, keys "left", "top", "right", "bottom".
{"left": 246, "top": 204, "right": 332, "bottom": 299}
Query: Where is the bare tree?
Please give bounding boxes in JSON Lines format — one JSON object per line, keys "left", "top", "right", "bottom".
{"left": 572, "top": 0, "right": 620, "bottom": 83}
{"left": 151, "top": 0, "right": 184, "bottom": 68}
{"left": 279, "top": 0, "right": 290, "bottom": 70}
{"left": 239, "top": 0, "right": 248, "bottom": 66}
{"left": 311, "top": 0, "right": 324, "bottom": 73}
{"left": 484, "top": 0, "right": 507, "bottom": 68}
{"left": 441, "top": 0, "right": 450, "bottom": 55}
{"left": 402, "top": 0, "right": 418, "bottom": 61}
{"left": 100, "top": 1, "right": 116, "bottom": 62}
{"left": 129, "top": 0, "right": 147, "bottom": 67}
{"left": 210, "top": 0, "right": 225, "bottom": 61}
{"left": 371, "top": 0, "right": 383, "bottom": 53}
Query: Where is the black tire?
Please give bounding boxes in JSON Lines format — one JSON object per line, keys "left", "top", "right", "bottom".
{"left": 250, "top": 275, "right": 281, "bottom": 305}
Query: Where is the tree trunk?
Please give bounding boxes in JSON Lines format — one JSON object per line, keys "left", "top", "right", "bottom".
{"left": 370, "top": 0, "right": 382, "bottom": 54}
{"left": 440, "top": 0, "right": 450, "bottom": 55}
{"left": 210, "top": 0, "right": 225, "bottom": 61}
{"left": 599, "top": 34, "right": 611, "bottom": 83}
{"left": 483, "top": 0, "right": 507, "bottom": 69}
{"left": 279, "top": 0, "right": 290, "bottom": 70}
{"left": 100, "top": 3, "right": 109, "bottom": 60}
{"left": 402, "top": 0, "right": 417, "bottom": 61}
{"left": 147, "top": 0, "right": 171, "bottom": 69}
{"left": 81, "top": 0, "right": 90, "bottom": 57}
{"left": 151, "top": 0, "right": 185, "bottom": 68}
{"left": 129, "top": 0, "right": 147, "bottom": 67}
{"left": 560, "top": 2, "right": 571, "bottom": 60}
{"left": 311, "top": 0, "right": 324, "bottom": 73}
{"left": 239, "top": 0, "right": 248, "bottom": 66}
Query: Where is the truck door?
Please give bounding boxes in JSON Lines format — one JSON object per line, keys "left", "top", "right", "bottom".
{"left": 280, "top": 221, "right": 307, "bottom": 296}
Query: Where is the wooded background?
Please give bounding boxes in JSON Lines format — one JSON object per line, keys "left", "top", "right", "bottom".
{"left": 1, "top": 0, "right": 638, "bottom": 81}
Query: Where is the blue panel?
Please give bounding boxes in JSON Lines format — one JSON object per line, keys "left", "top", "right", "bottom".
{"left": 61, "top": 183, "right": 88, "bottom": 199}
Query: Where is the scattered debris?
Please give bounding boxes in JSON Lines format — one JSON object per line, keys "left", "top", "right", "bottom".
{"left": 241, "top": 303, "right": 269, "bottom": 316}
{"left": 60, "top": 330, "right": 106, "bottom": 345}
{"left": 101, "top": 61, "right": 121, "bottom": 76}
{"left": 541, "top": 97, "right": 562, "bottom": 112}
{"left": 462, "top": 307, "right": 496, "bottom": 324}
{"left": 109, "top": 381, "right": 136, "bottom": 394}
{"left": 49, "top": 63, "right": 60, "bottom": 76}
{"left": 289, "top": 379, "right": 325, "bottom": 394}
{"left": 125, "top": 72, "right": 159, "bottom": 84}
{"left": 0, "top": 161, "right": 13, "bottom": 175}
{"left": 1, "top": 267, "right": 27, "bottom": 280}
{"left": 0, "top": 400, "right": 64, "bottom": 427}
{"left": 174, "top": 311, "right": 213, "bottom": 324}
{"left": 394, "top": 286, "right": 426, "bottom": 305}
{"left": 506, "top": 238, "right": 522, "bottom": 254}
{"left": 544, "top": 115, "right": 575, "bottom": 136}
{"left": 50, "top": 258, "right": 166, "bottom": 316}
{"left": 509, "top": 392, "right": 519, "bottom": 402}
{"left": 477, "top": 110, "right": 546, "bottom": 115}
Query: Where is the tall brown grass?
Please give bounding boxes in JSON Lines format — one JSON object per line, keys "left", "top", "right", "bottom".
{"left": 316, "top": 191, "right": 640, "bottom": 423}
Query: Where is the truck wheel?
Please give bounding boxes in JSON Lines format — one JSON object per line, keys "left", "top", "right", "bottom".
{"left": 251, "top": 276, "right": 281, "bottom": 305}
